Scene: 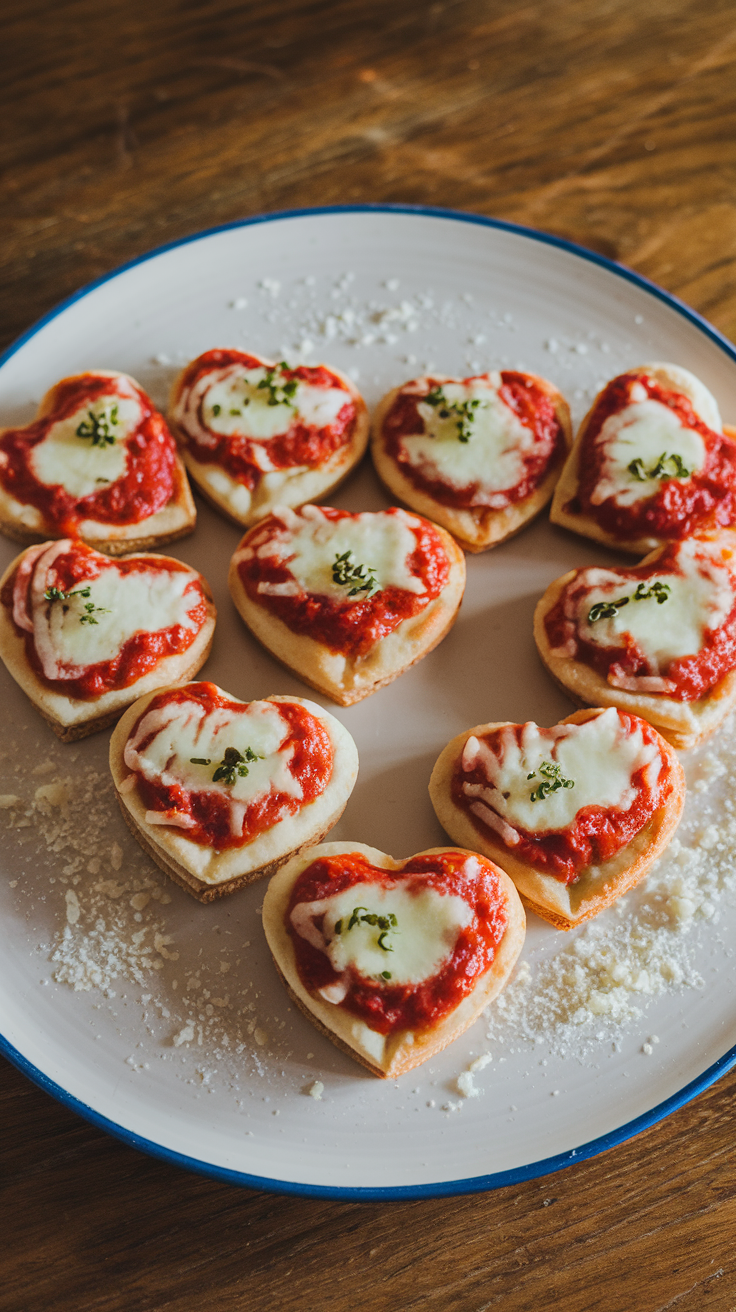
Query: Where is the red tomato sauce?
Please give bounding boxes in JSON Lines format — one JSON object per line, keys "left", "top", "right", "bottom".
{"left": 380, "top": 372, "right": 565, "bottom": 509}
{"left": 237, "top": 506, "right": 450, "bottom": 658}
{"left": 174, "top": 349, "right": 357, "bottom": 487}
{"left": 0, "top": 375, "right": 177, "bottom": 532}
{"left": 129, "top": 683, "right": 333, "bottom": 850}
{"left": 453, "top": 716, "right": 669, "bottom": 883}
{"left": 570, "top": 373, "right": 736, "bottom": 541}
{"left": 287, "top": 850, "right": 509, "bottom": 1035}
{"left": 2, "top": 541, "right": 209, "bottom": 700}
{"left": 543, "top": 549, "right": 736, "bottom": 702}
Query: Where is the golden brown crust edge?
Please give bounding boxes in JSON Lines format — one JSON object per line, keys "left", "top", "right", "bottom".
{"left": 227, "top": 519, "right": 467, "bottom": 706}
{"left": 532, "top": 569, "right": 736, "bottom": 751}
{"left": 167, "top": 359, "right": 370, "bottom": 528}
{"left": 369, "top": 375, "right": 573, "bottom": 553}
{"left": 262, "top": 842, "right": 526, "bottom": 1077}
{"left": 115, "top": 793, "right": 340, "bottom": 903}
{"left": 0, "top": 547, "right": 217, "bottom": 740}
{"left": 428, "top": 709, "right": 686, "bottom": 930}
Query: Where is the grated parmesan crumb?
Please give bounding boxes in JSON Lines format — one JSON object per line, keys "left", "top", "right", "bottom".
{"left": 307, "top": 1081, "right": 324, "bottom": 1100}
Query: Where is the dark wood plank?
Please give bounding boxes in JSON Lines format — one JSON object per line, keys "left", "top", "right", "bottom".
{"left": 2, "top": 1, "right": 736, "bottom": 1308}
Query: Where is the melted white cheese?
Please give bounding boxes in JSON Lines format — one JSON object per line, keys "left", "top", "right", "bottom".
{"left": 30, "top": 389, "right": 141, "bottom": 497}
{"left": 245, "top": 505, "right": 428, "bottom": 601}
{"left": 29, "top": 543, "right": 201, "bottom": 678}
{"left": 290, "top": 879, "right": 473, "bottom": 989}
{"left": 462, "top": 709, "right": 661, "bottom": 835}
{"left": 174, "top": 362, "right": 350, "bottom": 448}
{"left": 590, "top": 389, "right": 707, "bottom": 508}
{"left": 398, "top": 376, "right": 534, "bottom": 507}
{"left": 576, "top": 540, "right": 736, "bottom": 671}
{"left": 124, "top": 700, "right": 302, "bottom": 835}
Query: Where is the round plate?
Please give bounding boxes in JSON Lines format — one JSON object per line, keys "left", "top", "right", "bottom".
{"left": 1, "top": 205, "right": 736, "bottom": 1199}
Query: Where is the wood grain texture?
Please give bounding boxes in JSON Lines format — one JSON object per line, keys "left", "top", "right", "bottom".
{"left": 3, "top": 0, "right": 736, "bottom": 1308}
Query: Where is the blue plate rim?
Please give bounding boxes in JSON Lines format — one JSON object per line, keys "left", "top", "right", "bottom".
{"left": 1, "top": 201, "right": 735, "bottom": 1201}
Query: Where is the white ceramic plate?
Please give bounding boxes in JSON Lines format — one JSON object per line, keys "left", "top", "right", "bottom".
{"left": 2, "top": 206, "right": 736, "bottom": 1199}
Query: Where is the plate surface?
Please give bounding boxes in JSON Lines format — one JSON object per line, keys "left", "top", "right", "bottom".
{"left": 2, "top": 205, "right": 736, "bottom": 1199}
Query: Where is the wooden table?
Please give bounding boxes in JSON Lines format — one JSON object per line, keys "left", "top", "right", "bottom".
{"left": 3, "top": 2, "right": 736, "bottom": 1307}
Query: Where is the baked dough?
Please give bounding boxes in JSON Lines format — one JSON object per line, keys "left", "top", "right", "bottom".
{"left": 429, "top": 708, "right": 685, "bottom": 930}
{"left": 550, "top": 363, "right": 736, "bottom": 554}
{"left": 168, "top": 349, "right": 370, "bottom": 527}
{"left": 371, "top": 371, "right": 572, "bottom": 552}
{"left": 534, "top": 531, "right": 736, "bottom": 750}
{"left": 0, "top": 371, "right": 195, "bottom": 553}
{"left": 109, "top": 684, "right": 359, "bottom": 902}
{"left": 262, "top": 841, "right": 526, "bottom": 1078}
{"left": 228, "top": 504, "right": 466, "bottom": 705}
{"left": 0, "top": 540, "right": 216, "bottom": 741}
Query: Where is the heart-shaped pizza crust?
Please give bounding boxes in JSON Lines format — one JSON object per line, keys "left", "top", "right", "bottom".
{"left": 168, "top": 350, "right": 370, "bottom": 527}
{"left": 110, "top": 682, "right": 359, "bottom": 901}
{"left": 0, "top": 370, "right": 195, "bottom": 553}
{"left": 549, "top": 363, "right": 736, "bottom": 555}
{"left": 533, "top": 531, "right": 736, "bottom": 750}
{"left": 430, "top": 708, "right": 685, "bottom": 929}
{"left": 0, "top": 538, "right": 216, "bottom": 739}
{"left": 263, "top": 841, "right": 525, "bottom": 1077}
{"left": 228, "top": 504, "right": 466, "bottom": 705}
{"left": 370, "top": 371, "right": 572, "bottom": 552}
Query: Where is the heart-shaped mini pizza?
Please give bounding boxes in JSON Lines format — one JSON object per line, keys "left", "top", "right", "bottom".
{"left": 0, "top": 370, "right": 195, "bottom": 552}
{"left": 110, "top": 682, "right": 359, "bottom": 901}
{"left": 263, "top": 841, "right": 525, "bottom": 1077}
{"left": 168, "top": 349, "right": 369, "bottom": 526}
{"left": 228, "top": 504, "right": 466, "bottom": 704}
{"left": 0, "top": 538, "right": 216, "bottom": 740}
{"left": 429, "top": 708, "right": 684, "bottom": 930}
{"left": 550, "top": 363, "right": 736, "bottom": 554}
{"left": 371, "top": 370, "right": 572, "bottom": 551}
{"left": 534, "top": 531, "right": 736, "bottom": 750}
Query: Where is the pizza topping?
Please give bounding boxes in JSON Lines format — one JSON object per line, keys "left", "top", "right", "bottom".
{"left": 454, "top": 709, "right": 668, "bottom": 883}
{"left": 0, "top": 373, "right": 177, "bottom": 531}
{"left": 423, "top": 385, "right": 489, "bottom": 443}
{"left": 380, "top": 371, "right": 564, "bottom": 510}
{"left": 75, "top": 402, "right": 121, "bottom": 447}
{"left": 545, "top": 536, "right": 736, "bottom": 700}
{"left": 5, "top": 538, "right": 209, "bottom": 699}
{"left": 123, "top": 683, "right": 333, "bottom": 849}
{"left": 526, "top": 760, "right": 575, "bottom": 802}
{"left": 234, "top": 504, "right": 450, "bottom": 658}
{"left": 331, "top": 551, "right": 378, "bottom": 597}
{"left": 587, "top": 580, "right": 671, "bottom": 623}
{"left": 171, "top": 349, "right": 358, "bottom": 487}
{"left": 188, "top": 745, "right": 263, "bottom": 785}
{"left": 571, "top": 369, "right": 736, "bottom": 540}
{"left": 287, "top": 849, "right": 508, "bottom": 1033}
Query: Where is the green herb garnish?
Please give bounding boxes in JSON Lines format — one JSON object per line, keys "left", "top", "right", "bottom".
{"left": 210, "top": 745, "right": 262, "bottom": 786}
{"left": 79, "top": 601, "right": 111, "bottom": 625}
{"left": 628, "top": 452, "right": 692, "bottom": 482}
{"left": 527, "top": 760, "right": 575, "bottom": 803}
{"left": 588, "top": 580, "right": 671, "bottom": 623}
{"left": 332, "top": 550, "right": 378, "bottom": 597}
{"left": 44, "top": 585, "right": 110, "bottom": 625}
{"left": 380, "top": 971, "right": 392, "bottom": 980}
{"left": 44, "top": 585, "right": 91, "bottom": 604}
{"left": 212, "top": 404, "right": 221, "bottom": 416}
{"left": 257, "top": 362, "right": 298, "bottom": 407}
{"left": 335, "top": 907, "right": 398, "bottom": 951}
{"left": 424, "top": 385, "right": 488, "bottom": 442}
{"left": 75, "top": 403, "right": 119, "bottom": 447}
